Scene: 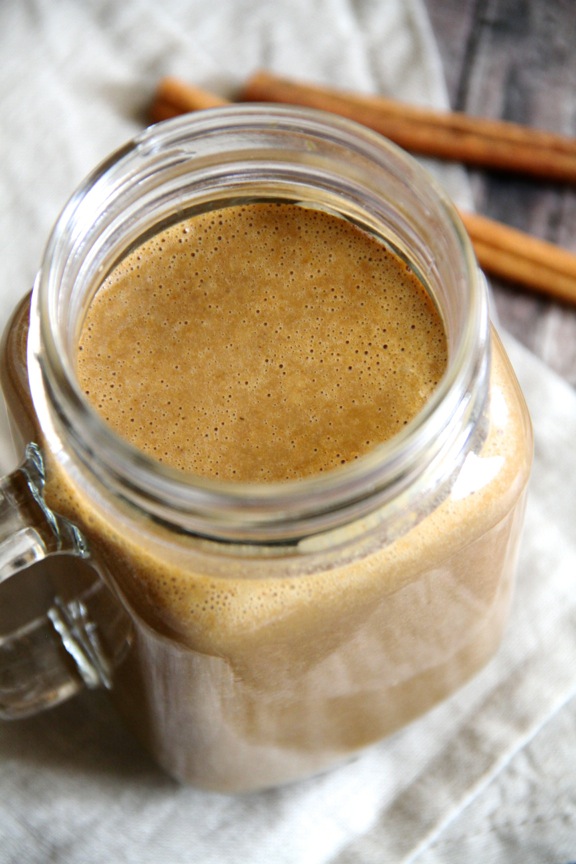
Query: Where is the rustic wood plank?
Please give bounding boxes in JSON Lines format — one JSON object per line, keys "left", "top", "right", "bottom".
{"left": 426, "top": 0, "right": 576, "bottom": 386}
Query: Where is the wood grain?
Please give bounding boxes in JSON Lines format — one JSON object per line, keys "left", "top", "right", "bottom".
{"left": 425, "top": 0, "right": 576, "bottom": 387}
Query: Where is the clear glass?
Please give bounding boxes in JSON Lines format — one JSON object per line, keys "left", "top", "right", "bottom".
{"left": 0, "top": 106, "right": 532, "bottom": 792}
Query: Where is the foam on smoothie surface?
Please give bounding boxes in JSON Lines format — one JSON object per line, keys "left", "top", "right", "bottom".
{"left": 77, "top": 202, "right": 447, "bottom": 482}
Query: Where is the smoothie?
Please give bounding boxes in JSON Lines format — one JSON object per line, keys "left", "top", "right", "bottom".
{"left": 76, "top": 202, "right": 447, "bottom": 481}
{"left": 1, "top": 201, "right": 532, "bottom": 791}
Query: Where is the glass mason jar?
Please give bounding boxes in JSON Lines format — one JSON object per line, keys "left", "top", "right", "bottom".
{"left": 0, "top": 106, "right": 532, "bottom": 793}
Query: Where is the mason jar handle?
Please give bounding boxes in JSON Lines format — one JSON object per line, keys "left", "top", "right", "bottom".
{"left": 0, "top": 443, "right": 131, "bottom": 719}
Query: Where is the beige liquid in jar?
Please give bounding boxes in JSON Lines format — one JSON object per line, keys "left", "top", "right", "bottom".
{"left": 77, "top": 202, "right": 447, "bottom": 481}
{"left": 33, "top": 201, "right": 531, "bottom": 792}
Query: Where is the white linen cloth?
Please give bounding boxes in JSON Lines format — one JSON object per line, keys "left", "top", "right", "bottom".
{"left": 1, "top": 1, "right": 575, "bottom": 861}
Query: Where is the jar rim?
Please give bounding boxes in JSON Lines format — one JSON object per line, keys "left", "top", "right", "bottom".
{"left": 32, "top": 104, "right": 489, "bottom": 543}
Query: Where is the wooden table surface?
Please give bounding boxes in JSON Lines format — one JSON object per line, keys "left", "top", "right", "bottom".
{"left": 425, "top": 0, "right": 576, "bottom": 387}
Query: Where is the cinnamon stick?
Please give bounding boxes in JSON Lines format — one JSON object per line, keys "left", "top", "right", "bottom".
{"left": 460, "top": 212, "right": 576, "bottom": 305}
{"left": 148, "top": 77, "right": 576, "bottom": 306}
{"left": 241, "top": 71, "right": 576, "bottom": 184}
{"left": 150, "top": 76, "right": 228, "bottom": 123}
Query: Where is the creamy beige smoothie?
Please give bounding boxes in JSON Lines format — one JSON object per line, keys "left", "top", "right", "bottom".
{"left": 76, "top": 203, "right": 447, "bottom": 480}
{"left": 1, "top": 201, "right": 532, "bottom": 792}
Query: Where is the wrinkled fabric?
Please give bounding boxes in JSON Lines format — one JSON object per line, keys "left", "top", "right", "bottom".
{"left": 0, "top": 1, "right": 575, "bottom": 861}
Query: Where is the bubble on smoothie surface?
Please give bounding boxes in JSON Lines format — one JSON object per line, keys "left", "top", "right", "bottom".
{"left": 76, "top": 203, "right": 447, "bottom": 482}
